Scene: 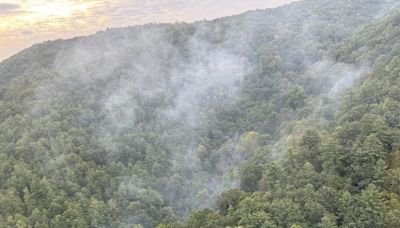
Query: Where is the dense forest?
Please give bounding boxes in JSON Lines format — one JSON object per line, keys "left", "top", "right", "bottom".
{"left": 1, "top": 0, "right": 400, "bottom": 227}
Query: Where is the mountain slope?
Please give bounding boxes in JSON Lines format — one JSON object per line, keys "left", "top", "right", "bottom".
{"left": 0, "top": 0, "right": 399, "bottom": 227}
{"left": 167, "top": 11, "right": 400, "bottom": 228}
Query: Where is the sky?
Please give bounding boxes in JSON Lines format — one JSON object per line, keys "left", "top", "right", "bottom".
{"left": 0, "top": 0, "right": 298, "bottom": 61}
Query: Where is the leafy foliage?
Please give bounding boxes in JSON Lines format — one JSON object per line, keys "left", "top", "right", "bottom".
{"left": 0, "top": 0, "right": 400, "bottom": 227}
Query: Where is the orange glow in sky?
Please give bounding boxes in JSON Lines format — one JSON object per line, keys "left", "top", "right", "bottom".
{"left": 0, "top": 0, "right": 298, "bottom": 61}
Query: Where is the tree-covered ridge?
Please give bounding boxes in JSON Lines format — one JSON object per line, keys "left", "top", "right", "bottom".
{"left": 0, "top": 0, "right": 399, "bottom": 227}
{"left": 166, "top": 12, "right": 400, "bottom": 228}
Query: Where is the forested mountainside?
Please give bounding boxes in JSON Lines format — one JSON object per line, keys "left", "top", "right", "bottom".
{"left": 0, "top": 0, "right": 399, "bottom": 227}
{"left": 164, "top": 12, "right": 400, "bottom": 228}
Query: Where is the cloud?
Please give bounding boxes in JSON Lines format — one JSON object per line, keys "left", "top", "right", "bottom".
{"left": 0, "top": 3, "right": 20, "bottom": 14}
{"left": 20, "top": 29, "right": 34, "bottom": 37}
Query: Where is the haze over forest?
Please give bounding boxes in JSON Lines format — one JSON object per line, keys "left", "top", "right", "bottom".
{"left": 1, "top": 0, "right": 400, "bottom": 227}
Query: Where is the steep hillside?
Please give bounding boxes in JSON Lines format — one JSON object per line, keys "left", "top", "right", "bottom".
{"left": 0, "top": 0, "right": 399, "bottom": 227}
{"left": 167, "top": 12, "right": 400, "bottom": 228}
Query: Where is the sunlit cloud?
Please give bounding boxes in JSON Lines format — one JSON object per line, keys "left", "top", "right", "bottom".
{"left": 0, "top": 0, "right": 299, "bottom": 61}
{"left": 0, "top": 2, "right": 20, "bottom": 14}
{"left": 20, "top": 29, "right": 34, "bottom": 37}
